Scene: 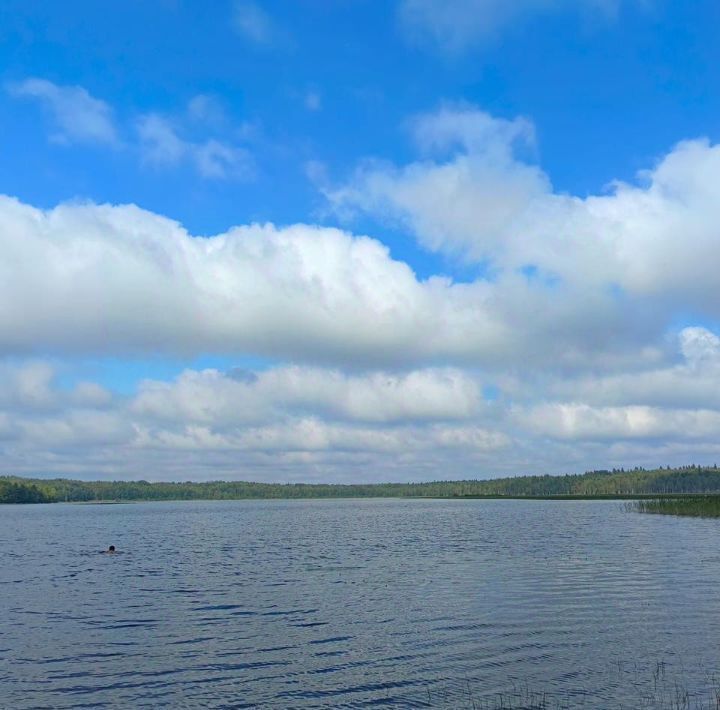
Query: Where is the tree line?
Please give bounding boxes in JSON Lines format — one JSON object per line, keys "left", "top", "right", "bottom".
{"left": 2, "top": 464, "right": 720, "bottom": 504}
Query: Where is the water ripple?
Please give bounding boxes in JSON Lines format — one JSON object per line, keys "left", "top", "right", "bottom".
{"left": 2, "top": 498, "right": 720, "bottom": 708}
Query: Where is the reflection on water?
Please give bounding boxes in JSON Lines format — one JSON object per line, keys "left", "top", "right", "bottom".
{"left": 1, "top": 498, "right": 719, "bottom": 708}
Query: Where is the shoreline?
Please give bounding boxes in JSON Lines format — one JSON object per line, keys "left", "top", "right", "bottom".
{"left": 4, "top": 492, "right": 720, "bottom": 505}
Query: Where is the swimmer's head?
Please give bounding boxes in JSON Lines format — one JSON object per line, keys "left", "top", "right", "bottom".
{"left": 108, "top": 545, "right": 115, "bottom": 552}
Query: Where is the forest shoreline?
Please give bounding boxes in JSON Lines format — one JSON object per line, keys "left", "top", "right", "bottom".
{"left": 4, "top": 466, "right": 720, "bottom": 513}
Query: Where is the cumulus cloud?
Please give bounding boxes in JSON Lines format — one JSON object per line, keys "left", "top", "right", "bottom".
{"left": 132, "top": 366, "right": 483, "bottom": 425}
{"left": 2, "top": 335, "right": 720, "bottom": 480}
{"left": 0, "top": 193, "right": 667, "bottom": 371}
{"left": 3, "top": 101, "right": 720, "bottom": 479}
{"left": 399, "top": 0, "right": 633, "bottom": 53}
{"left": 0, "top": 360, "right": 507, "bottom": 480}
{"left": 498, "top": 326, "right": 720, "bottom": 413}
{"left": 0, "top": 361, "right": 57, "bottom": 411}
{"left": 518, "top": 403, "right": 720, "bottom": 442}
{"left": 330, "top": 105, "right": 720, "bottom": 314}
{"left": 7, "top": 78, "right": 118, "bottom": 145}
{"left": 329, "top": 106, "right": 548, "bottom": 260}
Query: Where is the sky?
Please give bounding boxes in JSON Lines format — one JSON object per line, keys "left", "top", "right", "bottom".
{"left": 1, "top": 0, "right": 720, "bottom": 482}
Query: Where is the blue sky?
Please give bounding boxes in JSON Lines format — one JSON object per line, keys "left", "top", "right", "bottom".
{"left": 4, "top": 1, "right": 719, "bottom": 232}
{"left": 2, "top": 1, "right": 720, "bottom": 481}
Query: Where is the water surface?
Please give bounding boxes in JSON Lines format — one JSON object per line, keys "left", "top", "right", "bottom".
{"left": 2, "top": 498, "right": 720, "bottom": 708}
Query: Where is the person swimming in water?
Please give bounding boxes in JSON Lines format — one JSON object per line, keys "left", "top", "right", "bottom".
{"left": 101, "top": 545, "right": 116, "bottom": 554}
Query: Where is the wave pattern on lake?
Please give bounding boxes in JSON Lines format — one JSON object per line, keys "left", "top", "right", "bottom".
{"left": 2, "top": 498, "right": 720, "bottom": 708}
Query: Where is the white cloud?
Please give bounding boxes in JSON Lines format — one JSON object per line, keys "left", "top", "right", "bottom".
{"left": 8, "top": 78, "right": 118, "bottom": 145}
{"left": 3, "top": 101, "right": 720, "bottom": 479}
{"left": 330, "top": 106, "right": 720, "bottom": 317}
{"left": 499, "top": 326, "right": 720, "bottom": 412}
{"left": 3, "top": 347, "right": 720, "bottom": 481}
{"left": 305, "top": 159, "right": 329, "bottom": 186}
{"left": 0, "top": 361, "right": 56, "bottom": 411}
{"left": 137, "top": 114, "right": 253, "bottom": 179}
{"left": 0, "top": 361, "right": 112, "bottom": 414}
{"left": 0, "top": 193, "right": 664, "bottom": 371}
{"left": 187, "top": 94, "right": 227, "bottom": 127}
{"left": 329, "top": 106, "right": 548, "bottom": 260}
{"left": 399, "top": 0, "right": 634, "bottom": 53}
{"left": 194, "top": 139, "right": 252, "bottom": 179}
{"left": 19, "top": 409, "right": 133, "bottom": 449}
{"left": 9, "top": 78, "right": 253, "bottom": 180}
{"left": 518, "top": 403, "right": 720, "bottom": 441}
{"left": 679, "top": 326, "right": 720, "bottom": 367}
{"left": 132, "top": 366, "right": 483, "bottom": 425}
{"left": 232, "top": 1, "right": 285, "bottom": 47}
{"left": 136, "top": 114, "right": 187, "bottom": 165}
{"left": 0, "top": 359, "right": 507, "bottom": 480}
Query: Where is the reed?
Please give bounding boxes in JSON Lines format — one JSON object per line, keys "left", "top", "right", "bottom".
{"left": 630, "top": 495, "right": 720, "bottom": 518}
{"left": 423, "top": 661, "right": 720, "bottom": 709}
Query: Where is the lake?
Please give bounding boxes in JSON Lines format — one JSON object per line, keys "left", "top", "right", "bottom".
{"left": 1, "top": 498, "right": 720, "bottom": 708}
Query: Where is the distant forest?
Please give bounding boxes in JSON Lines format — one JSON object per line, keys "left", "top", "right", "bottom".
{"left": 2, "top": 465, "right": 720, "bottom": 504}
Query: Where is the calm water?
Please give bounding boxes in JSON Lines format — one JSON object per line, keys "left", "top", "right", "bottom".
{"left": 2, "top": 499, "right": 720, "bottom": 708}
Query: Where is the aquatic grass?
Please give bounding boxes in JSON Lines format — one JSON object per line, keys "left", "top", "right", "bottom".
{"left": 630, "top": 495, "right": 720, "bottom": 518}
{"left": 423, "top": 662, "right": 720, "bottom": 709}
{"left": 424, "top": 684, "right": 720, "bottom": 709}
